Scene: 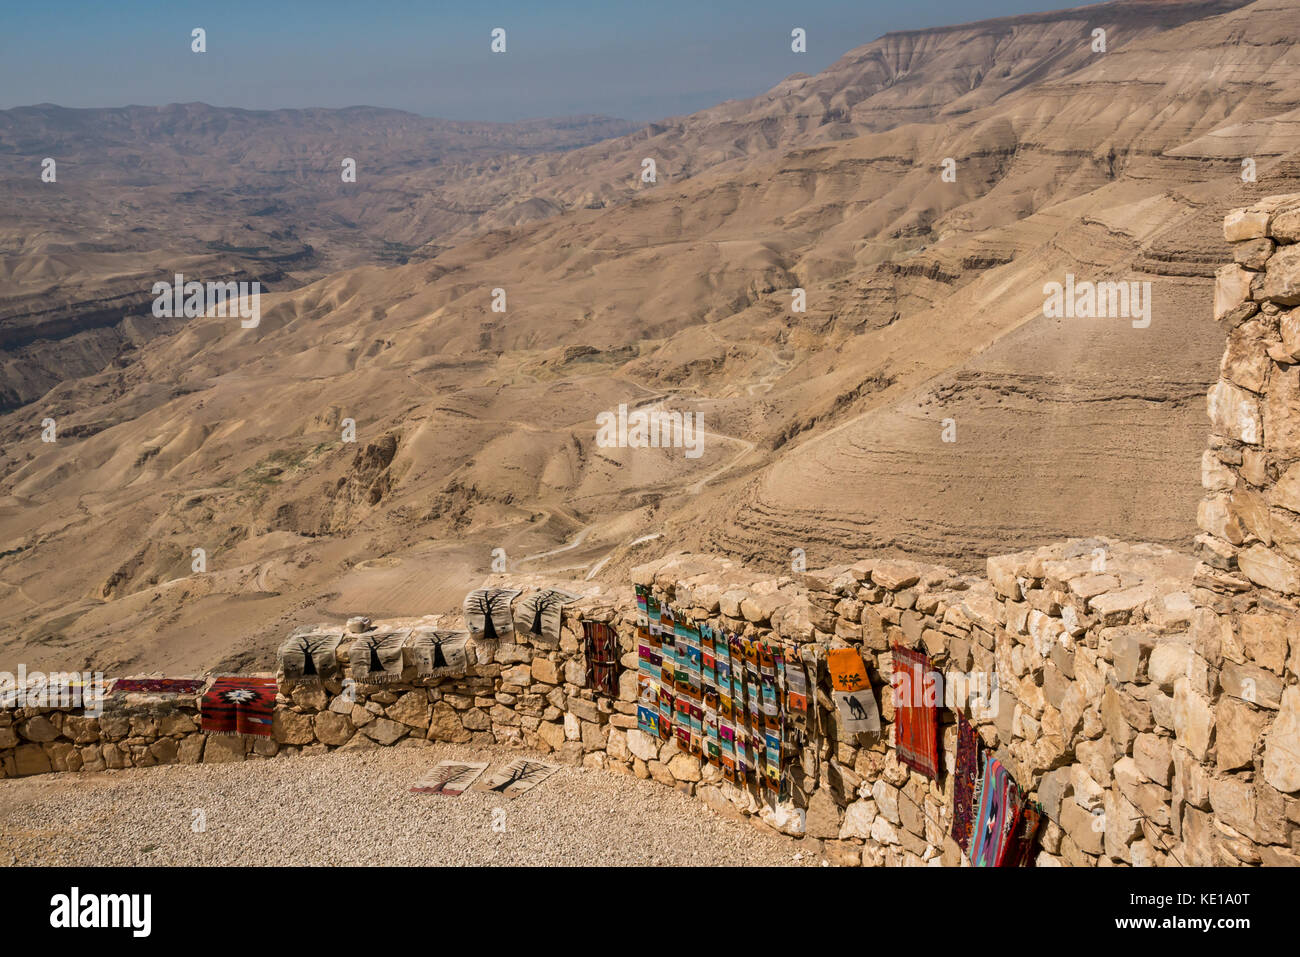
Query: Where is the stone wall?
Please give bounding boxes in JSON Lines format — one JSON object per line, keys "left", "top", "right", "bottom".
{"left": 0, "top": 581, "right": 635, "bottom": 778}
{"left": 0, "top": 690, "right": 210, "bottom": 776}
{"left": 625, "top": 542, "right": 1222, "bottom": 866}
{"left": 4, "top": 197, "right": 1300, "bottom": 866}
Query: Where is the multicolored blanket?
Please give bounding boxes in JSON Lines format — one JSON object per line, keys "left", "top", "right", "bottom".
{"left": 891, "top": 643, "right": 939, "bottom": 778}
{"left": 951, "top": 713, "right": 981, "bottom": 852}
{"left": 1004, "top": 801, "right": 1042, "bottom": 867}
{"left": 971, "top": 757, "right": 1026, "bottom": 867}
{"left": 828, "top": 647, "right": 880, "bottom": 738}
{"left": 633, "top": 588, "right": 801, "bottom": 797}
{"left": 277, "top": 630, "right": 344, "bottom": 684}
{"left": 110, "top": 677, "right": 207, "bottom": 696}
{"left": 636, "top": 619, "right": 664, "bottom": 738}
{"left": 201, "top": 677, "right": 277, "bottom": 737}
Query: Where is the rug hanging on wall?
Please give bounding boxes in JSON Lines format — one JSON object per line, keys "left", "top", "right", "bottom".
{"left": 1003, "top": 801, "right": 1042, "bottom": 867}
{"left": 411, "top": 760, "right": 488, "bottom": 796}
{"left": 775, "top": 645, "right": 806, "bottom": 800}
{"left": 514, "top": 588, "right": 580, "bottom": 643}
{"left": 277, "top": 629, "right": 344, "bottom": 685}
{"left": 891, "top": 643, "right": 939, "bottom": 778}
{"left": 701, "top": 624, "right": 722, "bottom": 768}
{"left": 349, "top": 629, "right": 410, "bottom": 684}
{"left": 676, "top": 618, "right": 704, "bottom": 757}
{"left": 783, "top": 652, "right": 810, "bottom": 736}
{"left": 472, "top": 758, "right": 559, "bottom": 799}
{"left": 654, "top": 614, "right": 676, "bottom": 742}
{"left": 951, "top": 713, "right": 982, "bottom": 853}
{"left": 201, "top": 677, "right": 277, "bottom": 737}
{"left": 637, "top": 622, "right": 664, "bottom": 737}
{"left": 583, "top": 619, "right": 621, "bottom": 697}
{"left": 407, "top": 628, "right": 471, "bottom": 677}
{"left": 463, "top": 587, "right": 521, "bottom": 647}
{"left": 971, "top": 757, "right": 1026, "bottom": 867}
{"left": 110, "top": 677, "right": 208, "bottom": 696}
{"left": 827, "top": 647, "right": 881, "bottom": 739}
{"left": 716, "top": 630, "right": 736, "bottom": 782}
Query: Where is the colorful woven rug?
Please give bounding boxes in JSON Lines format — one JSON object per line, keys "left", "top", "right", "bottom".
{"left": 636, "top": 623, "right": 663, "bottom": 737}
{"left": 971, "top": 757, "right": 1026, "bottom": 866}
{"left": 349, "top": 629, "right": 410, "bottom": 684}
{"left": 514, "top": 588, "right": 579, "bottom": 642}
{"left": 828, "top": 646, "right": 880, "bottom": 738}
{"left": 891, "top": 643, "right": 939, "bottom": 778}
{"left": 411, "top": 761, "right": 488, "bottom": 796}
{"left": 1003, "top": 801, "right": 1042, "bottom": 867}
{"left": 675, "top": 619, "right": 703, "bottom": 757}
{"left": 784, "top": 654, "right": 810, "bottom": 733}
{"left": 827, "top": 647, "right": 868, "bottom": 693}
{"left": 277, "top": 630, "right": 344, "bottom": 684}
{"left": 584, "top": 619, "right": 620, "bottom": 697}
{"left": 201, "top": 677, "right": 277, "bottom": 737}
{"left": 951, "top": 713, "right": 981, "bottom": 852}
{"left": 407, "top": 628, "right": 471, "bottom": 677}
{"left": 110, "top": 677, "right": 207, "bottom": 696}
{"left": 463, "top": 587, "right": 521, "bottom": 645}
{"left": 833, "top": 688, "right": 881, "bottom": 738}
{"left": 655, "top": 616, "right": 676, "bottom": 742}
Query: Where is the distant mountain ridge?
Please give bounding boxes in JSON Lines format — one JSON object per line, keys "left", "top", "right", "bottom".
{"left": 1, "top": 0, "right": 1298, "bottom": 675}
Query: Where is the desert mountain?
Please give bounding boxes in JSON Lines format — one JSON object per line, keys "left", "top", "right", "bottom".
{"left": 0, "top": 105, "right": 636, "bottom": 407}
{"left": 2, "top": 0, "right": 1299, "bottom": 675}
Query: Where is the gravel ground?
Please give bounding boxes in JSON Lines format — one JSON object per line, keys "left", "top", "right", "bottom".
{"left": 0, "top": 743, "right": 817, "bottom": 866}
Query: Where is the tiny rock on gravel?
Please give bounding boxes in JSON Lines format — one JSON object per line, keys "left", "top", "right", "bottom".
{"left": 0, "top": 742, "right": 818, "bottom": 866}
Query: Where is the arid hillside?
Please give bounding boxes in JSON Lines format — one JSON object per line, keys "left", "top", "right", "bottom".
{"left": 2, "top": 0, "right": 1299, "bottom": 675}
{"left": 0, "top": 105, "right": 636, "bottom": 407}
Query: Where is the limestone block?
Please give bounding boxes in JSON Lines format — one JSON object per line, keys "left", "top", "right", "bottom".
{"left": 1239, "top": 613, "right": 1292, "bottom": 674}
{"left": 1265, "top": 365, "right": 1300, "bottom": 459}
{"left": 1224, "top": 207, "right": 1270, "bottom": 242}
{"left": 1220, "top": 660, "right": 1283, "bottom": 709}
{"left": 272, "top": 709, "right": 314, "bottom": 746}
{"left": 1060, "top": 799, "right": 1104, "bottom": 856}
{"left": 1215, "top": 264, "right": 1255, "bottom": 320}
{"left": 201, "top": 735, "right": 246, "bottom": 763}
{"left": 386, "top": 691, "right": 430, "bottom": 730}
{"left": 1206, "top": 381, "right": 1261, "bottom": 445}
{"left": 1264, "top": 686, "right": 1300, "bottom": 793}
{"left": 1132, "top": 732, "right": 1173, "bottom": 786}
{"left": 313, "top": 710, "right": 356, "bottom": 746}
{"left": 1262, "top": 244, "right": 1300, "bottom": 305}
{"left": 1172, "top": 678, "right": 1214, "bottom": 762}
{"left": 1209, "top": 775, "right": 1258, "bottom": 841}
{"left": 17, "top": 715, "right": 59, "bottom": 743}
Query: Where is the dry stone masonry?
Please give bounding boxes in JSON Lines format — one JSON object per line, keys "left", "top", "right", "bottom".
{"left": 5, "top": 196, "right": 1300, "bottom": 866}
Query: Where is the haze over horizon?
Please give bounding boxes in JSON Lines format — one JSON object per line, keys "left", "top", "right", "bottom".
{"left": 2, "top": 0, "right": 1113, "bottom": 122}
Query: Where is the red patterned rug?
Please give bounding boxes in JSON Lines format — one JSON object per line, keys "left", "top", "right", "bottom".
{"left": 201, "top": 677, "right": 277, "bottom": 737}
{"left": 891, "top": 643, "right": 939, "bottom": 778}
{"left": 110, "top": 677, "right": 207, "bottom": 695}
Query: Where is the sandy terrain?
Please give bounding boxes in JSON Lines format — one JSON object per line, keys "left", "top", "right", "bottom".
{"left": 2, "top": 0, "right": 1300, "bottom": 674}
{"left": 0, "top": 743, "right": 811, "bottom": 867}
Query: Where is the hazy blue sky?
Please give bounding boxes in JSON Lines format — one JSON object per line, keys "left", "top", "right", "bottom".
{"left": 1, "top": 0, "right": 1108, "bottom": 122}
